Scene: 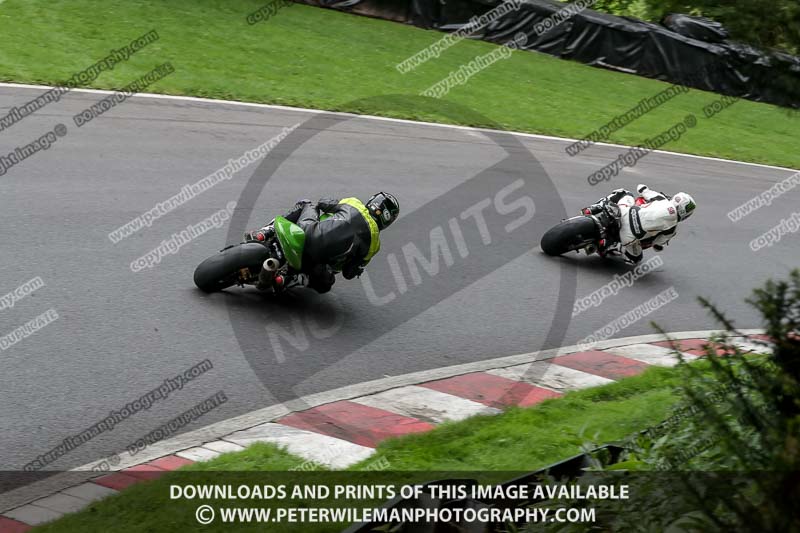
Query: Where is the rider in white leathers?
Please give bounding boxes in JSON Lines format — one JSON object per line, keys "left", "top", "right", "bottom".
{"left": 590, "top": 184, "right": 696, "bottom": 264}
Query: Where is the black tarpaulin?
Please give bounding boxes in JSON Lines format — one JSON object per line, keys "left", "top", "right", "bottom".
{"left": 661, "top": 13, "right": 729, "bottom": 43}
{"left": 299, "top": 0, "right": 800, "bottom": 108}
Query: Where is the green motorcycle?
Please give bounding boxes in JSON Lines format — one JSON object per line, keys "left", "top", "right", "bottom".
{"left": 193, "top": 215, "right": 328, "bottom": 293}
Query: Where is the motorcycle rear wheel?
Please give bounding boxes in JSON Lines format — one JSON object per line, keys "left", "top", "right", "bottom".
{"left": 540, "top": 216, "right": 600, "bottom": 256}
{"left": 193, "top": 242, "right": 273, "bottom": 293}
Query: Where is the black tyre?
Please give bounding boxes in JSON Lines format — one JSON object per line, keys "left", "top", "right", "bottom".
{"left": 193, "top": 243, "right": 273, "bottom": 293}
{"left": 540, "top": 216, "right": 600, "bottom": 256}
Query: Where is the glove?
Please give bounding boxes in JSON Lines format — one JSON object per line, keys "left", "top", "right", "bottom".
{"left": 606, "top": 188, "right": 629, "bottom": 201}
{"left": 316, "top": 197, "right": 340, "bottom": 214}
{"left": 342, "top": 263, "right": 364, "bottom": 280}
{"left": 605, "top": 202, "right": 621, "bottom": 219}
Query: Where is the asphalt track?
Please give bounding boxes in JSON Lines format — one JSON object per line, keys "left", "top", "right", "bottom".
{"left": 0, "top": 85, "right": 797, "bottom": 473}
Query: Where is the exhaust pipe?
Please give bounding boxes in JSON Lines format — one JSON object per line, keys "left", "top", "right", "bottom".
{"left": 257, "top": 257, "right": 281, "bottom": 289}
{"left": 263, "top": 257, "right": 280, "bottom": 272}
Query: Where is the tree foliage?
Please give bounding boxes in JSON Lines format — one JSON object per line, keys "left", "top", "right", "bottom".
{"left": 552, "top": 270, "right": 800, "bottom": 532}
{"left": 588, "top": 0, "right": 800, "bottom": 54}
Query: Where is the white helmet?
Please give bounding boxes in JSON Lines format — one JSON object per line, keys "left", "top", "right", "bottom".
{"left": 672, "top": 193, "right": 696, "bottom": 221}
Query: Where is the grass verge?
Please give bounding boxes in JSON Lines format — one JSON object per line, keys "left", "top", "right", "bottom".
{"left": 34, "top": 363, "right": 689, "bottom": 532}
{"left": 0, "top": 0, "right": 796, "bottom": 168}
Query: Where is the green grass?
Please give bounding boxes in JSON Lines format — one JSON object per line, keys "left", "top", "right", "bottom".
{"left": 0, "top": 0, "right": 797, "bottom": 168}
{"left": 34, "top": 364, "right": 686, "bottom": 532}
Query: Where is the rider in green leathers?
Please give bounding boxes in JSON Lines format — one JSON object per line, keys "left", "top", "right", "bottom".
{"left": 246, "top": 192, "right": 399, "bottom": 293}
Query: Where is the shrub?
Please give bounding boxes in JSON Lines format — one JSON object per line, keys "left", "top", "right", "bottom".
{"left": 539, "top": 270, "right": 800, "bottom": 532}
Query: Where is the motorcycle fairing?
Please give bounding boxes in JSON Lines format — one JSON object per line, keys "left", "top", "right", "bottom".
{"left": 273, "top": 216, "right": 306, "bottom": 270}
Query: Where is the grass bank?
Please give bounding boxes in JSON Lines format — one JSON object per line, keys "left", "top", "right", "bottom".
{"left": 0, "top": 0, "right": 796, "bottom": 168}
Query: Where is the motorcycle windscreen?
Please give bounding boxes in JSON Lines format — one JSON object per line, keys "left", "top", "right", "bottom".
{"left": 273, "top": 216, "right": 306, "bottom": 270}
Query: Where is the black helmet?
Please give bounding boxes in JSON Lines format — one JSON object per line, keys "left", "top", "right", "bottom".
{"left": 366, "top": 192, "right": 399, "bottom": 230}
